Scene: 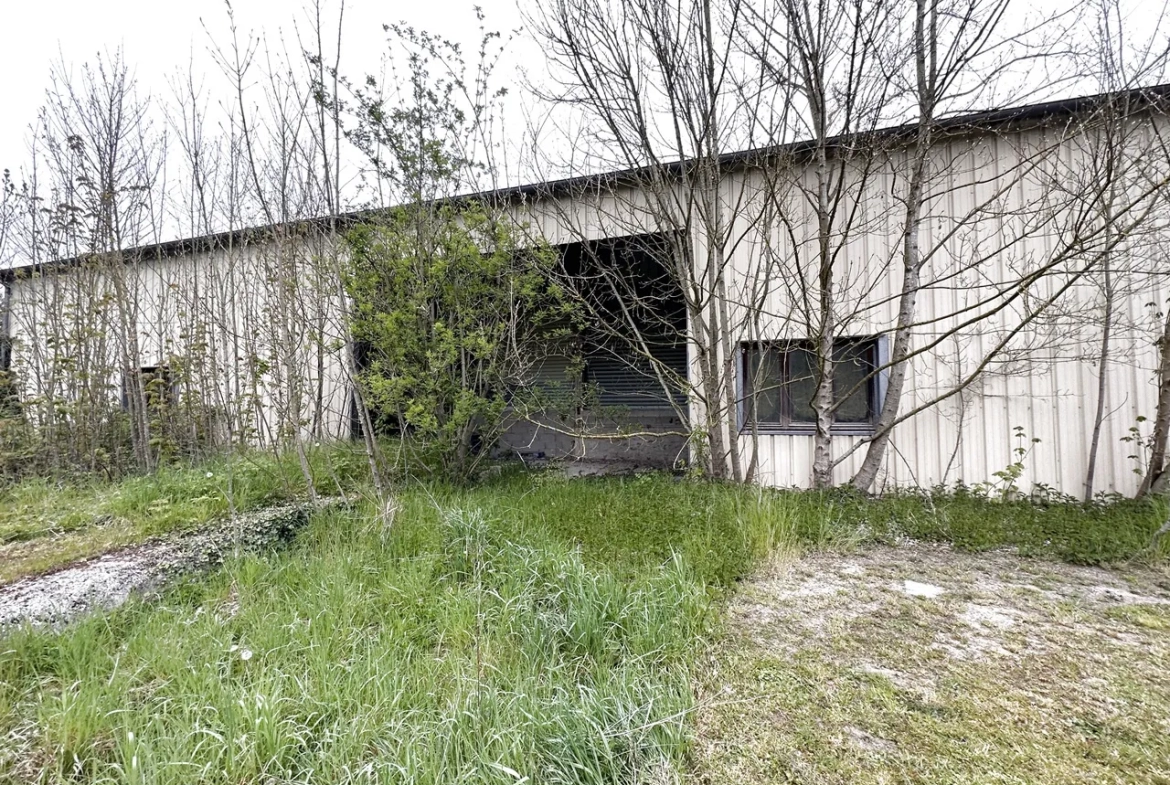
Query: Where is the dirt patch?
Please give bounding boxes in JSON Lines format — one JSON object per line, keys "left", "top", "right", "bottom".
{"left": 697, "top": 544, "right": 1170, "bottom": 784}
{"left": 0, "top": 502, "right": 326, "bottom": 630}
{"left": 733, "top": 544, "right": 1169, "bottom": 663}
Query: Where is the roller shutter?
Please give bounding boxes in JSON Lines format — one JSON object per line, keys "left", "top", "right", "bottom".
{"left": 586, "top": 344, "right": 688, "bottom": 408}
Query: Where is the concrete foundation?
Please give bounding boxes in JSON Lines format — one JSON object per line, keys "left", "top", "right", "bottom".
{"left": 496, "top": 407, "right": 687, "bottom": 469}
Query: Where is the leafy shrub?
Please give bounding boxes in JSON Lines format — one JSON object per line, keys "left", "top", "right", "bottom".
{"left": 346, "top": 206, "right": 575, "bottom": 482}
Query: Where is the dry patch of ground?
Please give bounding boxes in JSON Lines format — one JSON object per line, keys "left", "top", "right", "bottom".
{"left": 695, "top": 544, "right": 1170, "bottom": 784}
{"left": 0, "top": 502, "right": 321, "bottom": 630}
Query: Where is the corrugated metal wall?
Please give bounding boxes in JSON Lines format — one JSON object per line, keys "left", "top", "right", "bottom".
{"left": 721, "top": 120, "right": 1170, "bottom": 495}
{"left": 519, "top": 113, "right": 1170, "bottom": 495}
{"left": 7, "top": 108, "right": 1168, "bottom": 495}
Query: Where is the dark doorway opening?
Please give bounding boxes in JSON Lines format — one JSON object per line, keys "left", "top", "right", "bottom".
{"left": 350, "top": 231, "right": 691, "bottom": 469}
{"left": 558, "top": 232, "right": 689, "bottom": 410}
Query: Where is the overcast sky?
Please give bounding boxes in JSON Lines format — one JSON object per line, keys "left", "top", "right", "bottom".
{"left": 0, "top": 0, "right": 531, "bottom": 173}
{"left": 2, "top": 0, "right": 1168, "bottom": 183}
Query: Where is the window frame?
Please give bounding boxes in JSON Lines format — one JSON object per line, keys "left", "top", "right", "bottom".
{"left": 739, "top": 337, "right": 884, "bottom": 436}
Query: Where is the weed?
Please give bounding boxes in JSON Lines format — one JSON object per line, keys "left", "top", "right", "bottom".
{"left": 0, "top": 444, "right": 372, "bottom": 583}
{"left": 1, "top": 463, "right": 1167, "bottom": 783}
{"left": 0, "top": 495, "right": 719, "bottom": 784}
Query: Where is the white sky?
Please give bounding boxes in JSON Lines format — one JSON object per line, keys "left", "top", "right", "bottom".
{"left": 2, "top": 0, "right": 1168, "bottom": 183}
{"left": 0, "top": 0, "right": 531, "bottom": 174}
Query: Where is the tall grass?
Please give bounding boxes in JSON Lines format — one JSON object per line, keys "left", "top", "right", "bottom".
{"left": 0, "top": 444, "right": 371, "bottom": 552}
{"left": 785, "top": 486, "right": 1170, "bottom": 565}
{"left": 1, "top": 477, "right": 759, "bottom": 784}
{"left": 5, "top": 440, "right": 1165, "bottom": 570}
{"left": 1, "top": 464, "right": 1167, "bottom": 782}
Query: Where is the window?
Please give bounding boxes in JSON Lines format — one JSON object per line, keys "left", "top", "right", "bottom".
{"left": 585, "top": 344, "right": 688, "bottom": 408}
{"left": 741, "top": 338, "right": 881, "bottom": 432}
{"left": 122, "top": 366, "right": 175, "bottom": 412}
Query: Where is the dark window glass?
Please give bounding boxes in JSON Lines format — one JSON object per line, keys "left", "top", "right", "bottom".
{"left": 745, "top": 345, "right": 782, "bottom": 423}
{"left": 743, "top": 338, "right": 877, "bottom": 429}
{"left": 787, "top": 346, "right": 817, "bottom": 423}
{"left": 833, "top": 341, "right": 873, "bottom": 423}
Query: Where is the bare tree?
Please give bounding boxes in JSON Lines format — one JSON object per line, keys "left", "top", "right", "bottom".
{"left": 4, "top": 50, "right": 171, "bottom": 475}
{"left": 1138, "top": 100, "right": 1170, "bottom": 499}
{"left": 0, "top": 170, "right": 14, "bottom": 267}
{"left": 1140, "top": 295, "right": 1170, "bottom": 496}
{"left": 741, "top": 0, "right": 902, "bottom": 487}
{"left": 298, "top": 0, "right": 390, "bottom": 493}
{"left": 743, "top": 0, "right": 1168, "bottom": 493}
{"left": 1068, "top": 0, "right": 1170, "bottom": 499}
{"left": 206, "top": 3, "right": 344, "bottom": 498}
{"left": 525, "top": 0, "right": 790, "bottom": 481}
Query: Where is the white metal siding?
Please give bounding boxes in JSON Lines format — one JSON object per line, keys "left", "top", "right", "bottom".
{"left": 6, "top": 112, "right": 1168, "bottom": 495}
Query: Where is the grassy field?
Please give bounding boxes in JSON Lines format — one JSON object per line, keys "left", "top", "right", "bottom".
{"left": 3, "top": 445, "right": 1165, "bottom": 588}
{"left": 0, "top": 446, "right": 370, "bottom": 584}
{"left": 1, "top": 455, "right": 1168, "bottom": 783}
{"left": 0, "top": 475, "right": 766, "bottom": 783}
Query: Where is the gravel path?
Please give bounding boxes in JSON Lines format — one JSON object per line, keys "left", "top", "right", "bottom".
{"left": 0, "top": 502, "right": 324, "bottom": 630}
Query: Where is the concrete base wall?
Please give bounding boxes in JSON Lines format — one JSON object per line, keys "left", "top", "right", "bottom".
{"left": 496, "top": 408, "right": 687, "bottom": 469}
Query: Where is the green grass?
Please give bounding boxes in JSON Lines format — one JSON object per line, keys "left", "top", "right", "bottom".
{"left": 1, "top": 456, "right": 1168, "bottom": 782}
{"left": 768, "top": 486, "right": 1170, "bottom": 565}
{"left": 0, "top": 475, "right": 770, "bottom": 784}
{"left": 3, "top": 440, "right": 1166, "bottom": 587}
{"left": 0, "top": 445, "right": 371, "bottom": 583}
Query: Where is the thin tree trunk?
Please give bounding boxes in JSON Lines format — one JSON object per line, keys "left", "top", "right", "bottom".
{"left": 811, "top": 149, "right": 836, "bottom": 489}
{"left": 1084, "top": 247, "right": 1115, "bottom": 500}
{"left": 1139, "top": 303, "right": 1170, "bottom": 497}
{"left": 852, "top": 144, "right": 929, "bottom": 491}
{"left": 851, "top": 0, "right": 932, "bottom": 492}
{"left": 697, "top": 227, "right": 729, "bottom": 478}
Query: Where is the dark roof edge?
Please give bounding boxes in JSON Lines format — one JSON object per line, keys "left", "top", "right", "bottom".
{"left": 5, "top": 81, "right": 1169, "bottom": 281}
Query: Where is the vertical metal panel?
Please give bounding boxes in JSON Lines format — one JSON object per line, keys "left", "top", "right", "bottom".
{"left": 723, "top": 118, "right": 1170, "bottom": 495}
